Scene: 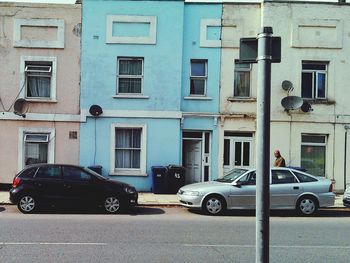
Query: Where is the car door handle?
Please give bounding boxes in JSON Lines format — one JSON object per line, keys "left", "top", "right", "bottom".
{"left": 35, "top": 182, "right": 42, "bottom": 187}
{"left": 64, "top": 184, "right": 72, "bottom": 189}
{"left": 293, "top": 186, "right": 299, "bottom": 190}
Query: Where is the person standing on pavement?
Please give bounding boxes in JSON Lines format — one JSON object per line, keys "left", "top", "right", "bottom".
{"left": 274, "top": 150, "right": 286, "bottom": 167}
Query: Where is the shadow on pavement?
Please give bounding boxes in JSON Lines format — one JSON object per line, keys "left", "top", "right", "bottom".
{"left": 8, "top": 205, "right": 166, "bottom": 216}
{"left": 187, "top": 208, "right": 350, "bottom": 217}
{"left": 0, "top": 207, "right": 5, "bottom": 212}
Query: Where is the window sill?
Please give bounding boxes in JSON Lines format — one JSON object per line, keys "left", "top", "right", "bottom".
{"left": 184, "top": 96, "right": 213, "bottom": 100}
{"left": 25, "top": 98, "right": 57, "bottom": 103}
{"left": 109, "top": 170, "right": 147, "bottom": 177}
{"left": 113, "top": 95, "right": 149, "bottom": 99}
{"left": 304, "top": 99, "right": 335, "bottom": 105}
{"left": 227, "top": 97, "right": 256, "bottom": 102}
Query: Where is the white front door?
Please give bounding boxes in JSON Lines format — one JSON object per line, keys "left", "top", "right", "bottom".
{"left": 224, "top": 136, "right": 253, "bottom": 174}
{"left": 183, "top": 140, "right": 202, "bottom": 184}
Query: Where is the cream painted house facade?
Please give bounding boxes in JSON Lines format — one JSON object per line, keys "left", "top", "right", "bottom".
{"left": 0, "top": 2, "right": 81, "bottom": 184}
{"left": 219, "top": 1, "right": 350, "bottom": 192}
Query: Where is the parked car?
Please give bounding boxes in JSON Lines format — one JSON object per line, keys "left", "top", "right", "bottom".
{"left": 177, "top": 167, "right": 335, "bottom": 216}
{"left": 9, "top": 164, "right": 138, "bottom": 214}
{"left": 343, "top": 185, "right": 350, "bottom": 207}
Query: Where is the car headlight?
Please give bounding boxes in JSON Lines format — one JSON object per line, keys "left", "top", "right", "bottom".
{"left": 124, "top": 186, "right": 136, "bottom": 194}
{"left": 183, "top": 191, "right": 200, "bottom": 196}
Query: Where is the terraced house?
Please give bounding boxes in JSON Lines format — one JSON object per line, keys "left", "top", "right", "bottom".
{"left": 80, "top": 0, "right": 221, "bottom": 191}
{"left": 218, "top": 1, "right": 350, "bottom": 192}
{"left": 0, "top": 2, "right": 81, "bottom": 185}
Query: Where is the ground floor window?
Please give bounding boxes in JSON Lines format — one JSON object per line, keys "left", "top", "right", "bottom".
{"left": 301, "top": 134, "right": 326, "bottom": 177}
{"left": 19, "top": 128, "right": 55, "bottom": 170}
{"left": 24, "top": 133, "right": 49, "bottom": 165}
{"left": 111, "top": 124, "right": 146, "bottom": 175}
{"left": 115, "top": 128, "right": 142, "bottom": 169}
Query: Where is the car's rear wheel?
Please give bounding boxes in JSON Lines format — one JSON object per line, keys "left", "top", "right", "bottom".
{"left": 17, "top": 195, "right": 37, "bottom": 214}
{"left": 202, "top": 195, "right": 226, "bottom": 215}
{"left": 103, "top": 196, "right": 122, "bottom": 214}
{"left": 296, "top": 195, "right": 318, "bottom": 215}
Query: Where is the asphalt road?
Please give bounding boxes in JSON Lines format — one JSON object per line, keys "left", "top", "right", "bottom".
{"left": 1, "top": 205, "right": 350, "bottom": 263}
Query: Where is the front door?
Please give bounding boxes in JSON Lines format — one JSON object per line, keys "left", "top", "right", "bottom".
{"left": 183, "top": 140, "right": 202, "bottom": 184}
{"left": 224, "top": 136, "right": 253, "bottom": 174}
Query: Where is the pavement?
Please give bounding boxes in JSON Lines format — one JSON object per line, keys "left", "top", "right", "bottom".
{"left": 0, "top": 190, "right": 346, "bottom": 207}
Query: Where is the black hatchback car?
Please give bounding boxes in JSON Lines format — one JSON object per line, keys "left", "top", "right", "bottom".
{"left": 9, "top": 164, "right": 138, "bottom": 214}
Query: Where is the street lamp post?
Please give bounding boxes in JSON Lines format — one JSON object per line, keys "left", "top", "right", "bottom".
{"left": 256, "top": 26, "right": 273, "bottom": 263}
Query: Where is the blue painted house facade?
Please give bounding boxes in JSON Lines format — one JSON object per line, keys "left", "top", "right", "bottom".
{"left": 80, "top": 0, "right": 222, "bottom": 191}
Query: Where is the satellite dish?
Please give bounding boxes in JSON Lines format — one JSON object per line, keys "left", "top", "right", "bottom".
{"left": 281, "top": 80, "right": 293, "bottom": 92}
{"left": 89, "top": 105, "right": 103, "bottom": 117}
{"left": 13, "top": 98, "right": 28, "bottom": 118}
{"left": 281, "top": 96, "right": 303, "bottom": 111}
{"left": 301, "top": 101, "right": 313, "bottom": 113}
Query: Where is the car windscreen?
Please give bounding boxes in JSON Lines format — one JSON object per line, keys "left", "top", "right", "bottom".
{"left": 83, "top": 167, "right": 106, "bottom": 180}
{"left": 216, "top": 168, "right": 248, "bottom": 183}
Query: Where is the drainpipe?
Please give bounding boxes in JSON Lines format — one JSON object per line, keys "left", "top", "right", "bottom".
{"left": 344, "top": 125, "right": 350, "bottom": 191}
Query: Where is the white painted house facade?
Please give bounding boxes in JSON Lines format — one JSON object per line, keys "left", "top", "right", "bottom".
{"left": 218, "top": 1, "right": 350, "bottom": 192}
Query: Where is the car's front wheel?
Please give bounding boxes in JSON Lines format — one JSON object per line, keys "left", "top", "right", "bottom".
{"left": 103, "top": 196, "right": 122, "bottom": 214}
{"left": 202, "top": 195, "right": 226, "bottom": 215}
{"left": 17, "top": 195, "right": 37, "bottom": 214}
{"left": 296, "top": 195, "right": 318, "bottom": 215}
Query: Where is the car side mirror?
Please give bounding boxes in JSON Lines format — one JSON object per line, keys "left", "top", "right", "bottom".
{"left": 232, "top": 181, "right": 242, "bottom": 188}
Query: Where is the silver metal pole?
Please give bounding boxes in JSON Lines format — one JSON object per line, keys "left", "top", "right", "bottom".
{"left": 256, "top": 26, "right": 272, "bottom": 263}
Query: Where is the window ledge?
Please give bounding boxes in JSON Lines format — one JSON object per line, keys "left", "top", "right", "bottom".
{"left": 25, "top": 98, "right": 57, "bottom": 103}
{"left": 184, "top": 96, "right": 213, "bottom": 100}
{"left": 109, "top": 171, "right": 147, "bottom": 177}
{"left": 304, "top": 99, "right": 335, "bottom": 105}
{"left": 113, "top": 95, "right": 149, "bottom": 99}
{"left": 227, "top": 97, "right": 256, "bottom": 102}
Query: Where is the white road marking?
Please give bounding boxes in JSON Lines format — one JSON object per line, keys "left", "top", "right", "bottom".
{"left": 0, "top": 242, "right": 108, "bottom": 246}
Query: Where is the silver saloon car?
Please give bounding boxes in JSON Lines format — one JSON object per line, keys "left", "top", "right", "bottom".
{"left": 177, "top": 167, "right": 335, "bottom": 216}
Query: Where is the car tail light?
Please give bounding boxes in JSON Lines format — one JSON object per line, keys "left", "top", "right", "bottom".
{"left": 328, "top": 183, "right": 334, "bottom": 192}
{"left": 12, "top": 177, "right": 21, "bottom": 188}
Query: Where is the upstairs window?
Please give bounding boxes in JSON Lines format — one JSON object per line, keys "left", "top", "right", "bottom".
{"left": 234, "top": 61, "right": 251, "bottom": 98}
{"left": 190, "top": 59, "right": 207, "bottom": 96}
{"left": 301, "top": 62, "right": 327, "bottom": 100}
{"left": 25, "top": 61, "right": 52, "bottom": 98}
{"left": 117, "top": 58, "right": 143, "bottom": 94}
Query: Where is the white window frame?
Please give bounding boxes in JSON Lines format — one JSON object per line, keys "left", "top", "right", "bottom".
{"left": 18, "top": 128, "right": 55, "bottom": 171}
{"left": 117, "top": 57, "right": 144, "bottom": 95}
{"left": 223, "top": 135, "right": 254, "bottom": 172}
{"left": 233, "top": 61, "right": 251, "bottom": 98}
{"left": 190, "top": 59, "right": 207, "bottom": 96}
{"left": 301, "top": 61, "right": 328, "bottom": 100}
{"left": 110, "top": 124, "right": 147, "bottom": 176}
{"left": 301, "top": 134, "right": 327, "bottom": 177}
{"left": 20, "top": 56, "right": 57, "bottom": 102}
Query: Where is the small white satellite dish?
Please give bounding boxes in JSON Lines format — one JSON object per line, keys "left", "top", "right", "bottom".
{"left": 13, "top": 98, "right": 28, "bottom": 118}
{"left": 281, "top": 80, "right": 293, "bottom": 92}
{"left": 281, "top": 96, "right": 303, "bottom": 111}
